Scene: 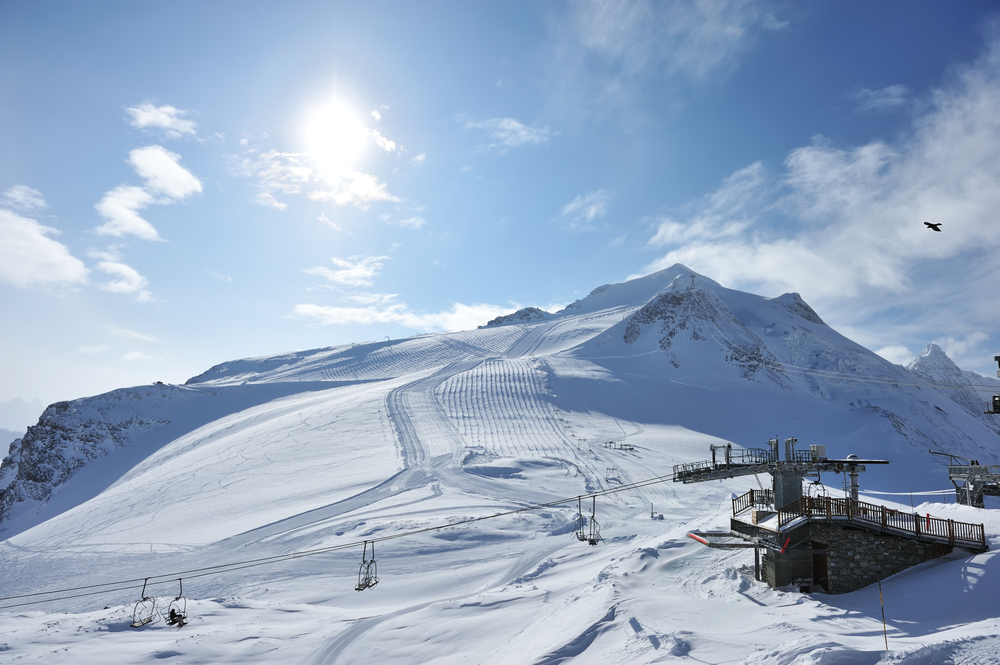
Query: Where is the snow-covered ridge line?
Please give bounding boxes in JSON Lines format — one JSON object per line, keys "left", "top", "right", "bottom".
{"left": 3, "top": 265, "right": 1000, "bottom": 664}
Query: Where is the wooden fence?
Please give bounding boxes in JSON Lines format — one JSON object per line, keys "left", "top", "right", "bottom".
{"left": 775, "top": 495, "right": 987, "bottom": 551}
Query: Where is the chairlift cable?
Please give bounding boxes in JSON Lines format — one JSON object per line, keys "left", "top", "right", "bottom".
{"left": 0, "top": 469, "right": 681, "bottom": 610}
{"left": 774, "top": 362, "right": 1000, "bottom": 394}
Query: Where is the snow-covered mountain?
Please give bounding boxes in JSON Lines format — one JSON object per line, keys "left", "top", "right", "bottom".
{"left": 3, "top": 264, "right": 1000, "bottom": 664}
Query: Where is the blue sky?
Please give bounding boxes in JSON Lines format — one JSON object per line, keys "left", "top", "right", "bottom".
{"left": 3, "top": 0, "right": 1000, "bottom": 410}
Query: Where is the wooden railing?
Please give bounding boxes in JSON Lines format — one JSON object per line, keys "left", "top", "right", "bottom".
{"left": 732, "top": 489, "right": 774, "bottom": 516}
{"left": 776, "top": 495, "right": 987, "bottom": 551}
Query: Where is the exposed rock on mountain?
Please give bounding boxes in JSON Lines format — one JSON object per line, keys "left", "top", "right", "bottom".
{"left": 620, "top": 274, "right": 780, "bottom": 379}
{"left": 0, "top": 388, "right": 172, "bottom": 523}
{"left": 908, "top": 344, "right": 1000, "bottom": 431}
{"left": 483, "top": 307, "right": 550, "bottom": 327}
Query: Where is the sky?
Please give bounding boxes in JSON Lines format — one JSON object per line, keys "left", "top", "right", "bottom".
{"left": 3, "top": 0, "right": 1000, "bottom": 417}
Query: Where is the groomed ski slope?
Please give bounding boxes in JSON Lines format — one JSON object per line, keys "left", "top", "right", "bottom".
{"left": 2, "top": 265, "right": 1000, "bottom": 664}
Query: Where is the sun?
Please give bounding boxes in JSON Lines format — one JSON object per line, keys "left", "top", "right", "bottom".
{"left": 304, "top": 100, "right": 368, "bottom": 177}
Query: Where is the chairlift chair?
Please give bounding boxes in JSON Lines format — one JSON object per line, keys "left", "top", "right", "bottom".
{"left": 574, "top": 497, "right": 588, "bottom": 542}
{"left": 355, "top": 541, "right": 379, "bottom": 591}
{"left": 164, "top": 578, "right": 188, "bottom": 628}
{"left": 807, "top": 481, "right": 830, "bottom": 499}
{"left": 587, "top": 496, "right": 603, "bottom": 546}
{"left": 130, "top": 578, "right": 158, "bottom": 629}
{"left": 987, "top": 394, "right": 1000, "bottom": 415}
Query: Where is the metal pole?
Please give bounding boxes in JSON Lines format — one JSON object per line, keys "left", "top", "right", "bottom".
{"left": 878, "top": 579, "right": 888, "bottom": 650}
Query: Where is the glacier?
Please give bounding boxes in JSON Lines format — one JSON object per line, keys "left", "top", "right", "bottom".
{"left": 2, "top": 264, "right": 999, "bottom": 664}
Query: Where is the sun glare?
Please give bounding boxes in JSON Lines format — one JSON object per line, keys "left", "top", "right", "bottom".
{"left": 304, "top": 101, "right": 369, "bottom": 177}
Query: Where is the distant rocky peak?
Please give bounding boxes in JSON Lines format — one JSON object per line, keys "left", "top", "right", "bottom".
{"left": 769, "top": 292, "right": 825, "bottom": 325}
{"left": 483, "top": 307, "right": 551, "bottom": 327}
{"left": 907, "top": 344, "right": 962, "bottom": 379}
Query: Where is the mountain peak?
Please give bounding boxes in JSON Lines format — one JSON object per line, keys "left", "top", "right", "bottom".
{"left": 907, "top": 343, "right": 959, "bottom": 377}
{"left": 558, "top": 264, "right": 721, "bottom": 315}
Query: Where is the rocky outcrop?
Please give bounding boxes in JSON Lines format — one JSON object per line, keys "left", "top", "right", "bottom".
{"left": 622, "top": 274, "right": 781, "bottom": 379}
{"left": 0, "top": 386, "right": 182, "bottom": 523}
{"left": 907, "top": 344, "right": 1000, "bottom": 430}
{"left": 770, "top": 292, "right": 825, "bottom": 325}
{"left": 483, "top": 307, "right": 550, "bottom": 327}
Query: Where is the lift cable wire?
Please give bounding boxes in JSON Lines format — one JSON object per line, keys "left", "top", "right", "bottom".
{"left": 8, "top": 362, "right": 993, "bottom": 610}
{"left": 0, "top": 468, "right": 681, "bottom": 611}
{"left": 774, "top": 362, "right": 1000, "bottom": 394}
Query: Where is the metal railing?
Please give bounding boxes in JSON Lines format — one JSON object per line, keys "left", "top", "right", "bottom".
{"left": 776, "top": 496, "right": 987, "bottom": 551}
{"left": 732, "top": 489, "right": 774, "bottom": 516}
{"left": 673, "top": 448, "right": 776, "bottom": 478}
{"left": 730, "top": 519, "right": 783, "bottom": 550}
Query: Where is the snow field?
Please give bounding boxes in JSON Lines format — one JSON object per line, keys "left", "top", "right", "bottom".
{"left": 7, "top": 381, "right": 401, "bottom": 551}
{"left": 4, "top": 267, "right": 1000, "bottom": 663}
{"left": 435, "top": 358, "right": 566, "bottom": 457}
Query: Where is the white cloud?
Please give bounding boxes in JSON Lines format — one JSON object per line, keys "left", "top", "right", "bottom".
{"left": 237, "top": 150, "right": 399, "bottom": 211}
{"left": 308, "top": 171, "right": 400, "bottom": 209}
{"left": 209, "top": 272, "right": 232, "bottom": 282}
{"left": 464, "top": 117, "right": 552, "bottom": 153}
{"left": 94, "top": 185, "right": 160, "bottom": 240}
{"left": 122, "top": 351, "right": 154, "bottom": 362}
{"left": 128, "top": 145, "right": 202, "bottom": 199}
{"left": 304, "top": 255, "right": 390, "bottom": 287}
{"left": 95, "top": 261, "right": 153, "bottom": 302}
{"left": 411, "top": 153, "right": 426, "bottom": 166}
{"left": 293, "top": 300, "right": 513, "bottom": 332}
{"left": 125, "top": 102, "right": 197, "bottom": 138}
{"left": 370, "top": 130, "right": 396, "bottom": 152}
{"left": 932, "top": 332, "right": 990, "bottom": 361}
{"left": 2, "top": 186, "right": 47, "bottom": 211}
{"left": 0, "top": 209, "right": 89, "bottom": 288}
{"left": 254, "top": 192, "right": 287, "bottom": 210}
{"left": 874, "top": 345, "right": 914, "bottom": 365}
{"left": 371, "top": 110, "right": 382, "bottom": 121}
{"left": 242, "top": 150, "right": 311, "bottom": 195}
{"left": 561, "top": 189, "right": 614, "bottom": 226}
{"left": 649, "top": 163, "right": 765, "bottom": 245}
{"left": 397, "top": 216, "right": 425, "bottom": 229}
{"left": 108, "top": 325, "right": 158, "bottom": 342}
{"left": 317, "top": 212, "right": 341, "bottom": 230}
{"left": 87, "top": 245, "right": 124, "bottom": 262}
{"left": 95, "top": 146, "right": 201, "bottom": 240}
{"left": 642, "top": 35, "right": 1000, "bottom": 357}
{"left": 344, "top": 292, "right": 399, "bottom": 305}
{"left": 546, "top": 0, "right": 782, "bottom": 120}
{"left": 78, "top": 345, "right": 110, "bottom": 355}
{"left": 568, "top": 0, "right": 776, "bottom": 80}
{"left": 850, "top": 84, "right": 909, "bottom": 112}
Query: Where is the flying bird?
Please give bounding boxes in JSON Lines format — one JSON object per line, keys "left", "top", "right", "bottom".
{"left": 924, "top": 221, "right": 942, "bottom": 232}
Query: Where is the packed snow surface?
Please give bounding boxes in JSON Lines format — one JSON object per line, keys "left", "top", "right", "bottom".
{"left": 2, "top": 264, "right": 1000, "bottom": 664}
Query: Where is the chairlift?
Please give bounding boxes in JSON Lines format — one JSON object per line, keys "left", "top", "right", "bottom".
{"left": 164, "top": 578, "right": 188, "bottom": 628}
{"left": 807, "top": 481, "right": 830, "bottom": 499}
{"left": 574, "top": 497, "right": 588, "bottom": 542}
{"left": 987, "top": 394, "right": 1000, "bottom": 415}
{"left": 355, "top": 541, "right": 379, "bottom": 591}
{"left": 986, "top": 356, "right": 1000, "bottom": 414}
{"left": 587, "top": 496, "right": 603, "bottom": 545}
{"left": 130, "top": 578, "right": 158, "bottom": 629}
